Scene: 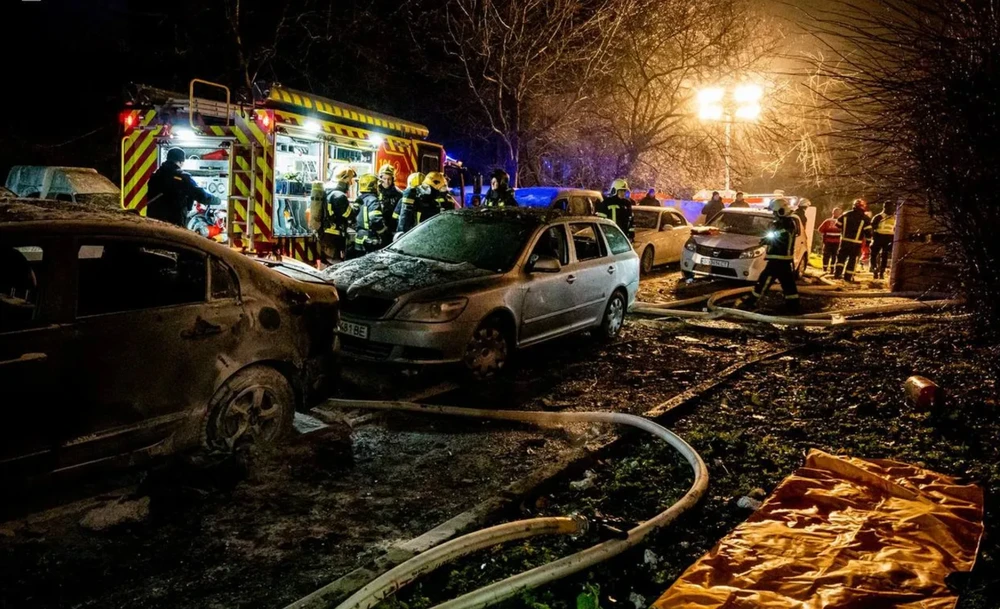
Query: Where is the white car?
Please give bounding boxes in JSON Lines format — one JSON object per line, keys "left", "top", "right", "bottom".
{"left": 632, "top": 206, "right": 692, "bottom": 274}
{"left": 680, "top": 208, "right": 807, "bottom": 282}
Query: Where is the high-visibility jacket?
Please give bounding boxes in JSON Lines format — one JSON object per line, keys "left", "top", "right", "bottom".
{"left": 836, "top": 209, "right": 872, "bottom": 244}
{"left": 763, "top": 216, "right": 797, "bottom": 261}
{"left": 378, "top": 184, "right": 403, "bottom": 233}
{"left": 394, "top": 186, "right": 422, "bottom": 233}
{"left": 596, "top": 195, "right": 635, "bottom": 240}
{"left": 484, "top": 187, "right": 518, "bottom": 207}
{"left": 324, "top": 187, "right": 356, "bottom": 236}
{"left": 872, "top": 212, "right": 896, "bottom": 236}
{"left": 818, "top": 217, "right": 842, "bottom": 244}
{"left": 355, "top": 192, "right": 388, "bottom": 247}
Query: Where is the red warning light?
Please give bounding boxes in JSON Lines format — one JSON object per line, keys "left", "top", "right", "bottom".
{"left": 256, "top": 111, "right": 272, "bottom": 131}
{"left": 123, "top": 112, "right": 136, "bottom": 130}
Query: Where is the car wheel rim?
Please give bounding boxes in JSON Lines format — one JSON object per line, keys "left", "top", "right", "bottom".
{"left": 607, "top": 296, "right": 625, "bottom": 335}
{"left": 218, "top": 386, "right": 284, "bottom": 449}
{"left": 642, "top": 249, "right": 653, "bottom": 272}
{"left": 466, "top": 327, "right": 507, "bottom": 377}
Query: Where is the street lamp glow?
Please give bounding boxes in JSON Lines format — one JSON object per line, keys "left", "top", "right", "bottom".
{"left": 735, "top": 103, "right": 761, "bottom": 121}
{"left": 734, "top": 84, "right": 763, "bottom": 104}
{"left": 697, "top": 87, "right": 725, "bottom": 121}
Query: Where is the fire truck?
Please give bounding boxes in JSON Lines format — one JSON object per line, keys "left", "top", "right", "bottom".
{"left": 120, "top": 79, "right": 445, "bottom": 262}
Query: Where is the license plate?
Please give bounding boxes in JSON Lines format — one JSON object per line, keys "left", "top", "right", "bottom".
{"left": 696, "top": 255, "right": 729, "bottom": 268}
{"left": 338, "top": 319, "right": 369, "bottom": 340}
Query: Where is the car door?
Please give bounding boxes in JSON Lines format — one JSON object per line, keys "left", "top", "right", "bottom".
{"left": 520, "top": 224, "right": 580, "bottom": 344}
{"left": 567, "top": 222, "right": 613, "bottom": 325}
{"left": 0, "top": 235, "right": 75, "bottom": 478}
{"left": 62, "top": 237, "right": 246, "bottom": 467}
{"left": 662, "top": 210, "right": 692, "bottom": 261}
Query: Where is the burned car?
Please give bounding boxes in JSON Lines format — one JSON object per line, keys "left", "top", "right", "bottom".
{"left": 326, "top": 208, "right": 639, "bottom": 378}
{"left": 0, "top": 199, "right": 338, "bottom": 480}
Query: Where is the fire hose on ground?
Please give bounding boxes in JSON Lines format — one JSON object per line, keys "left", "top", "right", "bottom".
{"left": 285, "top": 401, "right": 709, "bottom": 609}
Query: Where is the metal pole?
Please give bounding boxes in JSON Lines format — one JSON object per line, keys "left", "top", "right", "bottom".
{"left": 724, "top": 118, "right": 732, "bottom": 193}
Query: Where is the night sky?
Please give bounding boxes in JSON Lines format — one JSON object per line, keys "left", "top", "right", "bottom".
{"left": 1, "top": 0, "right": 826, "bottom": 183}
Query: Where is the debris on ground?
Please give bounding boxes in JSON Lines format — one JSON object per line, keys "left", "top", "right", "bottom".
{"left": 79, "top": 497, "right": 150, "bottom": 531}
{"left": 569, "top": 470, "right": 598, "bottom": 491}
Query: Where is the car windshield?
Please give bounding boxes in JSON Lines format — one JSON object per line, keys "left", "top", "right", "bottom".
{"left": 389, "top": 213, "right": 536, "bottom": 272}
{"left": 710, "top": 212, "right": 774, "bottom": 236}
{"left": 634, "top": 211, "right": 659, "bottom": 229}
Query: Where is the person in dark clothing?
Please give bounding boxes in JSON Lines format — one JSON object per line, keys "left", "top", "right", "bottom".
{"left": 638, "top": 189, "right": 659, "bottom": 207}
{"left": 377, "top": 164, "right": 402, "bottom": 236}
{"left": 793, "top": 198, "right": 811, "bottom": 229}
{"left": 737, "top": 198, "right": 800, "bottom": 313}
{"left": 483, "top": 169, "right": 518, "bottom": 207}
{"left": 146, "top": 148, "right": 219, "bottom": 227}
{"left": 320, "top": 165, "right": 358, "bottom": 264}
{"left": 870, "top": 202, "right": 896, "bottom": 280}
{"left": 701, "top": 191, "right": 724, "bottom": 225}
{"left": 350, "top": 174, "right": 388, "bottom": 258}
{"left": 729, "top": 191, "right": 749, "bottom": 208}
{"left": 595, "top": 178, "right": 635, "bottom": 241}
{"left": 393, "top": 172, "right": 425, "bottom": 237}
{"left": 414, "top": 171, "right": 453, "bottom": 219}
{"left": 834, "top": 198, "right": 873, "bottom": 282}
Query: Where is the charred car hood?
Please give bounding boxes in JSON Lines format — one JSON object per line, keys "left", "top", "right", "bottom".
{"left": 323, "top": 249, "right": 496, "bottom": 299}
{"left": 691, "top": 232, "right": 761, "bottom": 251}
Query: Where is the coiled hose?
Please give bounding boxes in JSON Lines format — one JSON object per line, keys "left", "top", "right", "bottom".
{"left": 285, "top": 400, "right": 708, "bottom": 609}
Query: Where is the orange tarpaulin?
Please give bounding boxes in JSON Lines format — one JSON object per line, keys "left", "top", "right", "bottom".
{"left": 654, "top": 449, "right": 984, "bottom": 609}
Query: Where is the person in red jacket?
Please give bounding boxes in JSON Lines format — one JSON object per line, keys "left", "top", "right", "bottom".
{"left": 817, "top": 207, "right": 842, "bottom": 274}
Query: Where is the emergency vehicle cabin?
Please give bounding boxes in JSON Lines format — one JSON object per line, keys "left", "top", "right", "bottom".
{"left": 120, "top": 79, "right": 445, "bottom": 262}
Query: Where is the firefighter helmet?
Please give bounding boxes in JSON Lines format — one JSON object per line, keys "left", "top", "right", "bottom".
{"left": 490, "top": 168, "right": 510, "bottom": 186}
{"left": 332, "top": 165, "right": 357, "bottom": 183}
{"left": 609, "top": 178, "right": 629, "bottom": 195}
{"left": 770, "top": 198, "right": 792, "bottom": 217}
{"left": 407, "top": 172, "right": 425, "bottom": 189}
{"left": 378, "top": 164, "right": 396, "bottom": 178}
{"left": 358, "top": 173, "right": 378, "bottom": 193}
{"left": 853, "top": 198, "right": 868, "bottom": 211}
{"left": 423, "top": 171, "right": 448, "bottom": 192}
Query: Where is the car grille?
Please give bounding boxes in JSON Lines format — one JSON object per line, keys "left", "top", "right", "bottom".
{"left": 694, "top": 263, "right": 738, "bottom": 278}
{"left": 695, "top": 244, "right": 742, "bottom": 260}
{"left": 340, "top": 335, "right": 395, "bottom": 360}
{"left": 336, "top": 292, "right": 396, "bottom": 319}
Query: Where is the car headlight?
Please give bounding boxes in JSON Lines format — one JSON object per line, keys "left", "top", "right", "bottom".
{"left": 684, "top": 240, "right": 697, "bottom": 252}
{"left": 396, "top": 298, "right": 469, "bottom": 323}
{"left": 739, "top": 246, "right": 766, "bottom": 259}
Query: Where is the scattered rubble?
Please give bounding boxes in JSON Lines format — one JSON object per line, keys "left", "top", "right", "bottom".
{"left": 79, "top": 497, "right": 150, "bottom": 531}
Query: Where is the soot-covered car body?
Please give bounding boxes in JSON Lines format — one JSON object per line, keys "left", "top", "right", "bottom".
{"left": 0, "top": 199, "right": 338, "bottom": 480}
{"left": 325, "top": 208, "right": 639, "bottom": 378}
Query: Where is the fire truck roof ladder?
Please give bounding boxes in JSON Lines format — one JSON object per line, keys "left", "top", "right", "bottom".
{"left": 264, "top": 85, "right": 430, "bottom": 139}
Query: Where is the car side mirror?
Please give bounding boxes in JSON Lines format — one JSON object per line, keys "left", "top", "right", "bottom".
{"left": 529, "top": 255, "right": 561, "bottom": 273}
{"left": 660, "top": 224, "right": 672, "bottom": 231}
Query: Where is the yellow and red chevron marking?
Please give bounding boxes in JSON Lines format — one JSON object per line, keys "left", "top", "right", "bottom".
{"left": 277, "top": 237, "right": 319, "bottom": 264}
{"left": 268, "top": 88, "right": 429, "bottom": 137}
{"left": 275, "top": 111, "right": 389, "bottom": 144}
{"left": 121, "top": 126, "right": 164, "bottom": 214}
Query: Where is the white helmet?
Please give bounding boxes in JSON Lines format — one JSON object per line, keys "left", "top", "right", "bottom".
{"left": 770, "top": 198, "right": 791, "bottom": 217}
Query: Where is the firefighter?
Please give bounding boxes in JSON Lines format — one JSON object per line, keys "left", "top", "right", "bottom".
{"left": 870, "top": 202, "right": 896, "bottom": 280}
{"left": 321, "top": 165, "right": 358, "bottom": 264}
{"left": 350, "top": 174, "right": 388, "bottom": 258}
{"left": 377, "top": 164, "right": 403, "bottom": 235}
{"left": 393, "top": 172, "right": 425, "bottom": 237}
{"left": 834, "top": 198, "right": 873, "bottom": 282}
{"left": 414, "top": 171, "right": 453, "bottom": 220}
{"left": 146, "top": 147, "right": 220, "bottom": 227}
{"left": 818, "top": 207, "right": 843, "bottom": 274}
{"left": 737, "top": 198, "right": 800, "bottom": 313}
{"left": 483, "top": 169, "right": 518, "bottom": 207}
{"left": 596, "top": 178, "right": 635, "bottom": 241}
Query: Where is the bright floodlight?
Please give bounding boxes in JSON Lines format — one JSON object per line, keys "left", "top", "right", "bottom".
{"left": 173, "top": 128, "right": 198, "bottom": 142}
{"left": 734, "top": 84, "right": 763, "bottom": 103}
{"left": 369, "top": 133, "right": 385, "bottom": 147}
{"left": 735, "top": 103, "right": 761, "bottom": 121}
{"left": 304, "top": 120, "right": 322, "bottom": 133}
{"left": 697, "top": 87, "right": 725, "bottom": 121}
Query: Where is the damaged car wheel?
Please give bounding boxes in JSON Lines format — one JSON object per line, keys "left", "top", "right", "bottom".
{"left": 203, "top": 366, "right": 295, "bottom": 454}
{"left": 463, "top": 318, "right": 510, "bottom": 380}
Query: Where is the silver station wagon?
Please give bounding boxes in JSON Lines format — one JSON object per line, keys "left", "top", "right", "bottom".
{"left": 326, "top": 208, "right": 640, "bottom": 378}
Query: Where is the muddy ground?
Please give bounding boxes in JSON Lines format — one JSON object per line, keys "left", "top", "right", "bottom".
{"left": 2, "top": 268, "right": 994, "bottom": 609}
